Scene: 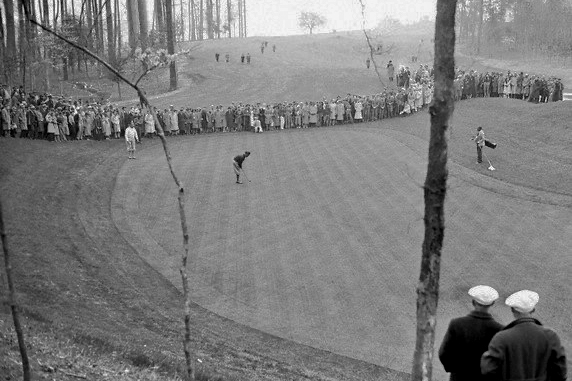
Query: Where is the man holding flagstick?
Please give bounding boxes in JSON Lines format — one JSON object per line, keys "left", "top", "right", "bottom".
{"left": 471, "top": 126, "right": 497, "bottom": 165}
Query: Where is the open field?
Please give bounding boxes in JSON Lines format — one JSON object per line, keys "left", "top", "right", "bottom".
{"left": 2, "top": 29, "right": 572, "bottom": 381}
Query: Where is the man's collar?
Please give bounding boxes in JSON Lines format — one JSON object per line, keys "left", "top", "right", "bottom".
{"left": 503, "top": 317, "right": 542, "bottom": 330}
{"left": 468, "top": 310, "right": 494, "bottom": 319}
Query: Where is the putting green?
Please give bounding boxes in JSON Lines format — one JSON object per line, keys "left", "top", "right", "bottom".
{"left": 112, "top": 124, "right": 572, "bottom": 376}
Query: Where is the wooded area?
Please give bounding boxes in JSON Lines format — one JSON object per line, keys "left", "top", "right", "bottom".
{"left": 0, "top": 0, "right": 249, "bottom": 89}
{"left": 456, "top": 0, "right": 572, "bottom": 56}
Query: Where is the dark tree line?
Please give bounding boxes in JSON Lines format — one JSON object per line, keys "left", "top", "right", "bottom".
{"left": 0, "top": 0, "right": 249, "bottom": 90}
{"left": 457, "top": 0, "right": 572, "bottom": 56}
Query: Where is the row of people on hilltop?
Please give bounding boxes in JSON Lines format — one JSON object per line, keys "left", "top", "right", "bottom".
{"left": 383, "top": 62, "right": 565, "bottom": 103}
{"left": 454, "top": 69, "right": 565, "bottom": 102}
{"left": 213, "top": 41, "right": 277, "bottom": 63}
{"left": 0, "top": 62, "right": 566, "bottom": 140}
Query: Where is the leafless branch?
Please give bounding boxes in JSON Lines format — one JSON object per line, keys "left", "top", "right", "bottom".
{"left": 357, "top": 0, "right": 387, "bottom": 89}
{"left": 22, "top": 2, "right": 196, "bottom": 379}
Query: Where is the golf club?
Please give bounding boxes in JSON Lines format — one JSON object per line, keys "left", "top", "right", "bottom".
{"left": 483, "top": 151, "right": 496, "bottom": 171}
{"left": 242, "top": 169, "right": 251, "bottom": 182}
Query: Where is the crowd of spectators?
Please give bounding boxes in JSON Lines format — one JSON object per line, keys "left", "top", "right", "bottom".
{"left": 453, "top": 69, "right": 565, "bottom": 102}
{"left": 0, "top": 64, "right": 565, "bottom": 141}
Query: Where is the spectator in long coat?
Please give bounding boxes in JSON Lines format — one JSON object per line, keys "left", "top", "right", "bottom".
{"left": 17, "top": 104, "right": 28, "bottom": 138}
{"left": 35, "top": 106, "right": 45, "bottom": 139}
{"left": 27, "top": 106, "right": 38, "bottom": 139}
{"left": 46, "top": 110, "right": 58, "bottom": 141}
{"left": 144, "top": 108, "right": 155, "bottom": 137}
{"left": 481, "top": 290, "right": 567, "bottom": 381}
{"left": 111, "top": 110, "right": 121, "bottom": 139}
{"left": 1, "top": 105, "right": 11, "bottom": 137}
{"left": 225, "top": 107, "right": 234, "bottom": 131}
{"left": 439, "top": 285, "right": 503, "bottom": 381}
{"left": 169, "top": 106, "right": 179, "bottom": 135}
{"left": 309, "top": 102, "right": 318, "bottom": 126}
{"left": 84, "top": 109, "right": 94, "bottom": 139}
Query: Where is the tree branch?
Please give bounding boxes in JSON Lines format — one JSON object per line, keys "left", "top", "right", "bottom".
{"left": 21, "top": 2, "right": 196, "bottom": 379}
{"left": 1, "top": 199, "right": 31, "bottom": 381}
{"left": 357, "top": 0, "right": 387, "bottom": 88}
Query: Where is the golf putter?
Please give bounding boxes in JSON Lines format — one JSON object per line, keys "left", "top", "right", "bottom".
{"left": 242, "top": 169, "right": 251, "bottom": 182}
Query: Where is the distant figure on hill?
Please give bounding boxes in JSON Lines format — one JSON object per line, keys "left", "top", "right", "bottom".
{"left": 366, "top": 58, "right": 370, "bottom": 69}
{"left": 261, "top": 44, "right": 265, "bottom": 54}
{"left": 439, "top": 285, "right": 503, "bottom": 381}
{"left": 387, "top": 60, "right": 395, "bottom": 82}
{"left": 225, "top": 53, "right": 229, "bottom": 62}
{"left": 246, "top": 53, "right": 251, "bottom": 64}
{"left": 272, "top": 44, "right": 276, "bottom": 52}
{"left": 215, "top": 53, "right": 220, "bottom": 62}
{"left": 241, "top": 53, "right": 245, "bottom": 63}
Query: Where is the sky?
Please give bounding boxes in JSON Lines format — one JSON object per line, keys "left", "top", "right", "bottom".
{"left": 245, "top": 0, "right": 437, "bottom": 36}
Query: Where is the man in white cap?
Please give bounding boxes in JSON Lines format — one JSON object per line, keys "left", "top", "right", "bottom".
{"left": 439, "top": 285, "right": 503, "bottom": 381}
{"left": 481, "top": 290, "right": 567, "bottom": 381}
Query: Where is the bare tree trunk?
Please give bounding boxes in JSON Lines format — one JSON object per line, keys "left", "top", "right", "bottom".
{"left": 189, "top": 0, "right": 195, "bottom": 40}
{"left": 138, "top": 0, "right": 149, "bottom": 49}
{"left": 237, "top": 0, "right": 242, "bottom": 37}
{"left": 154, "top": 0, "right": 164, "bottom": 33}
{"left": 20, "top": 0, "right": 29, "bottom": 88}
{"left": 29, "top": 0, "right": 39, "bottom": 57}
{"left": 97, "top": 0, "right": 104, "bottom": 55}
{"left": 5, "top": 0, "right": 16, "bottom": 77}
{"left": 1, "top": 201, "right": 32, "bottom": 381}
{"left": 86, "top": 0, "right": 93, "bottom": 45}
{"left": 105, "top": 0, "right": 116, "bottom": 68}
{"left": 242, "top": 0, "right": 246, "bottom": 37}
{"left": 165, "top": 0, "right": 177, "bottom": 90}
{"left": 476, "top": 0, "right": 483, "bottom": 54}
{"left": 411, "top": 1, "right": 457, "bottom": 381}
{"left": 215, "top": 0, "right": 220, "bottom": 38}
{"left": 206, "top": 0, "right": 213, "bottom": 39}
{"left": 180, "top": 0, "right": 185, "bottom": 41}
{"left": 52, "top": 0, "right": 57, "bottom": 29}
{"left": 199, "top": 0, "right": 203, "bottom": 39}
{"left": 115, "top": 0, "right": 121, "bottom": 58}
{"left": 0, "top": 7, "right": 5, "bottom": 81}
{"left": 126, "top": 0, "right": 138, "bottom": 52}
{"left": 92, "top": 0, "right": 99, "bottom": 53}
{"left": 226, "top": 0, "right": 231, "bottom": 37}
{"left": 43, "top": 0, "right": 50, "bottom": 26}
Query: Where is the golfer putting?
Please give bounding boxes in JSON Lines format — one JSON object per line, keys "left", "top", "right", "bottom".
{"left": 233, "top": 151, "right": 251, "bottom": 184}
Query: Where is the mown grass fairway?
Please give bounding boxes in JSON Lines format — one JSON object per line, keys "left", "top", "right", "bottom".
{"left": 1, "top": 29, "right": 572, "bottom": 381}
{"left": 112, "top": 99, "right": 572, "bottom": 379}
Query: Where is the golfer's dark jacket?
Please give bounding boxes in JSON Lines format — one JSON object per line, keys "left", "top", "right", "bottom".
{"left": 233, "top": 154, "right": 246, "bottom": 168}
{"left": 439, "top": 310, "right": 503, "bottom": 381}
{"left": 481, "top": 318, "right": 567, "bottom": 381}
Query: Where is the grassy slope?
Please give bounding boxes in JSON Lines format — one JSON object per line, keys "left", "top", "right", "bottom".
{"left": 2, "top": 27, "right": 572, "bottom": 380}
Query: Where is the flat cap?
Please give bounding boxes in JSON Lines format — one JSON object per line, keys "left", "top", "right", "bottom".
{"left": 468, "top": 285, "right": 499, "bottom": 306}
{"left": 505, "top": 290, "right": 539, "bottom": 313}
